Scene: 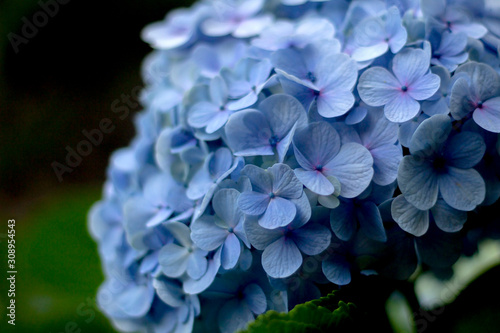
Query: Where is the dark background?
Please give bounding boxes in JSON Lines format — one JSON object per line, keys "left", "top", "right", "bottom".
{"left": 0, "top": 1, "right": 191, "bottom": 331}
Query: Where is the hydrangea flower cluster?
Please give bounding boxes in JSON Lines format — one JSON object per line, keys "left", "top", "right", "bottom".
{"left": 88, "top": 0, "right": 500, "bottom": 332}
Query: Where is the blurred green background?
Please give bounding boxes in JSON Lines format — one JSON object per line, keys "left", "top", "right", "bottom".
{"left": 0, "top": 1, "right": 192, "bottom": 331}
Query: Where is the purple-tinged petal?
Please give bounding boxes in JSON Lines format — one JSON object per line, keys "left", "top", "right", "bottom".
{"left": 473, "top": 97, "right": 500, "bottom": 133}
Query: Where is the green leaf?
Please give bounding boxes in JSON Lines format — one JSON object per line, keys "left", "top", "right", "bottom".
{"left": 239, "top": 292, "right": 361, "bottom": 333}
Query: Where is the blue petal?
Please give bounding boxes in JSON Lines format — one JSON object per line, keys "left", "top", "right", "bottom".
{"left": 322, "top": 255, "right": 351, "bottom": 285}
{"left": 292, "top": 223, "right": 331, "bottom": 256}
{"left": 259, "top": 197, "right": 297, "bottom": 229}
{"left": 330, "top": 200, "right": 356, "bottom": 241}
{"left": 243, "top": 283, "right": 267, "bottom": 315}
{"left": 391, "top": 195, "right": 429, "bottom": 236}
{"left": 240, "top": 164, "right": 273, "bottom": 193}
{"left": 190, "top": 216, "right": 228, "bottom": 251}
{"left": 293, "top": 122, "right": 341, "bottom": 170}
{"left": 165, "top": 221, "right": 192, "bottom": 247}
{"left": 117, "top": 284, "right": 154, "bottom": 318}
{"left": 294, "top": 169, "right": 335, "bottom": 196}
{"left": 213, "top": 188, "right": 243, "bottom": 228}
{"left": 316, "top": 53, "right": 358, "bottom": 90}
{"left": 244, "top": 217, "right": 283, "bottom": 250}
{"left": 371, "top": 145, "right": 402, "bottom": 186}
{"left": 238, "top": 191, "right": 270, "bottom": 216}
{"left": 317, "top": 87, "right": 355, "bottom": 118}
{"left": 444, "top": 131, "right": 486, "bottom": 168}
{"left": 384, "top": 92, "right": 420, "bottom": 123}
{"left": 145, "top": 207, "right": 174, "bottom": 228}
{"left": 289, "top": 192, "right": 313, "bottom": 229}
{"left": 397, "top": 156, "right": 439, "bottom": 210}
{"left": 392, "top": 48, "right": 430, "bottom": 86}
{"left": 407, "top": 73, "right": 440, "bottom": 101}
{"left": 159, "top": 243, "right": 189, "bottom": 278}
{"left": 438, "top": 167, "right": 486, "bottom": 211}
{"left": 153, "top": 277, "right": 184, "bottom": 307}
{"left": 358, "top": 67, "right": 401, "bottom": 107}
{"left": 262, "top": 237, "right": 302, "bottom": 278}
{"left": 218, "top": 299, "right": 255, "bottom": 333}
{"left": 186, "top": 249, "right": 208, "bottom": 280}
{"left": 260, "top": 94, "right": 308, "bottom": 140}
{"left": 473, "top": 97, "right": 500, "bottom": 133}
{"left": 183, "top": 250, "right": 221, "bottom": 295}
{"left": 221, "top": 233, "right": 241, "bottom": 270}
{"left": 225, "top": 110, "right": 273, "bottom": 157}
{"left": 409, "top": 114, "right": 451, "bottom": 155}
{"left": 324, "top": 142, "right": 374, "bottom": 198}
{"left": 431, "top": 199, "right": 467, "bottom": 232}
{"left": 357, "top": 201, "right": 386, "bottom": 242}
{"left": 269, "top": 163, "right": 303, "bottom": 199}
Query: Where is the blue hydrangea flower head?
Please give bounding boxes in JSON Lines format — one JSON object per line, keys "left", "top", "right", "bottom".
{"left": 88, "top": 1, "right": 500, "bottom": 331}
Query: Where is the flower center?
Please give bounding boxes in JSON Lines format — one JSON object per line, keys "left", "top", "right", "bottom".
{"left": 269, "top": 192, "right": 276, "bottom": 199}
{"left": 432, "top": 156, "right": 447, "bottom": 172}
{"left": 307, "top": 71, "right": 316, "bottom": 83}
{"left": 269, "top": 135, "right": 279, "bottom": 146}
{"left": 401, "top": 85, "right": 408, "bottom": 92}
{"left": 477, "top": 101, "right": 483, "bottom": 109}
{"left": 315, "top": 164, "right": 323, "bottom": 171}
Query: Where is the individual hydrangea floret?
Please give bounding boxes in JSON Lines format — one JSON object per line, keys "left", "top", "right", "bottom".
{"left": 358, "top": 46, "right": 441, "bottom": 122}
{"left": 292, "top": 121, "right": 374, "bottom": 197}
{"left": 397, "top": 114, "right": 486, "bottom": 211}
{"left": 238, "top": 163, "right": 305, "bottom": 229}
{"left": 449, "top": 62, "right": 500, "bottom": 133}
{"left": 351, "top": 6, "right": 408, "bottom": 62}
{"left": 225, "top": 94, "right": 307, "bottom": 162}
{"left": 190, "top": 188, "right": 250, "bottom": 270}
